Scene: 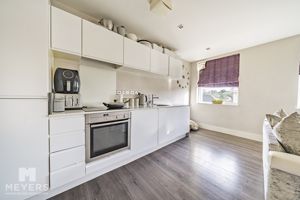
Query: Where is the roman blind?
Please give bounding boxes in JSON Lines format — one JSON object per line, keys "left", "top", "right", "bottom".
{"left": 198, "top": 54, "right": 240, "bottom": 87}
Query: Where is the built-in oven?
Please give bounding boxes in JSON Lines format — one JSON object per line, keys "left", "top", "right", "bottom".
{"left": 85, "top": 111, "right": 131, "bottom": 163}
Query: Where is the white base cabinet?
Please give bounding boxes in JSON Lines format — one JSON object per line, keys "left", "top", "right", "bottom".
{"left": 131, "top": 109, "right": 159, "bottom": 154}
{"left": 49, "top": 114, "right": 85, "bottom": 189}
{"left": 0, "top": 99, "right": 49, "bottom": 200}
{"left": 158, "top": 106, "right": 190, "bottom": 145}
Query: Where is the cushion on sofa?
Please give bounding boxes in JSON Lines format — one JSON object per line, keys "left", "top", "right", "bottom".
{"left": 266, "top": 109, "right": 287, "bottom": 128}
{"left": 273, "top": 112, "right": 300, "bottom": 156}
{"left": 274, "top": 109, "right": 287, "bottom": 118}
{"left": 266, "top": 114, "right": 282, "bottom": 128}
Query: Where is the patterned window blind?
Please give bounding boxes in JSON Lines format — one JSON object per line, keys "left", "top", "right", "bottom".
{"left": 198, "top": 54, "right": 240, "bottom": 87}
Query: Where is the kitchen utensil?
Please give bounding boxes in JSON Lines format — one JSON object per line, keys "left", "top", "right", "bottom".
{"left": 54, "top": 68, "right": 80, "bottom": 94}
{"left": 138, "top": 40, "right": 152, "bottom": 48}
{"left": 134, "top": 98, "right": 140, "bottom": 107}
{"left": 126, "top": 33, "right": 138, "bottom": 41}
{"left": 116, "top": 94, "right": 123, "bottom": 103}
{"left": 129, "top": 98, "right": 135, "bottom": 108}
{"left": 117, "top": 26, "right": 126, "bottom": 36}
{"left": 99, "top": 18, "right": 113, "bottom": 30}
{"left": 138, "top": 93, "right": 148, "bottom": 106}
{"left": 53, "top": 97, "right": 65, "bottom": 112}
{"left": 113, "top": 24, "right": 118, "bottom": 33}
{"left": 103, "top": 102, "right": 125, "bottom": 109}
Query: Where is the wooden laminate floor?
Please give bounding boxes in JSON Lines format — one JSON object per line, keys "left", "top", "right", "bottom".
{"left": 50, "top": 129, "right": 264, "bottom": 200}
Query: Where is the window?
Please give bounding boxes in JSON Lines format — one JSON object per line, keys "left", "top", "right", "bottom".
{"left": 198, "top": 87, "right": 239, "bottom": 105}
{"left": 197, "top": 54, "right": 240, "bottom": 105}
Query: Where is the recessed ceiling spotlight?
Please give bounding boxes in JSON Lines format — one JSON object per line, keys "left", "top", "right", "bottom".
{"left": 177, "top": 24, "right": 184, "bottom": 30}
{"left": 206, "top": 47, "right": 211, "bottom": 51}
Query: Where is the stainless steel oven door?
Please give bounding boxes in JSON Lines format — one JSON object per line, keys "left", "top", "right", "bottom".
{"left": 86, "top": 119, "right": 130, "bottom": 163}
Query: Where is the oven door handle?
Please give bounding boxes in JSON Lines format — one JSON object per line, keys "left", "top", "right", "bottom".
{"left": 90, "top": 119, "right": 130, "bottom": 128}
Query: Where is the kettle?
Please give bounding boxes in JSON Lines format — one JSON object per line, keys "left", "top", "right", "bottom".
{"left": 138, "top": 93, "right": 148, "bottom": 106}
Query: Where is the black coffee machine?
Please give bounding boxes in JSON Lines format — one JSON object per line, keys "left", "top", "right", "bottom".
{"left": 54, "top": 68, "right": 80, "bottom": 94}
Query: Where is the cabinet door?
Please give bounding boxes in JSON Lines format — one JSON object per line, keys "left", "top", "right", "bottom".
{"left": 0, "top": 0, "right": 49, "bottom": 97}
{"left": 150, "top": 50, "right": 169, "bottom": 75}
{"left": 158, "top": 106, "right": 190, "bottom": 145}
{"left": 131, "top": 109, "right": 158, "bottom": 154}
{"left": 169, "top": 57, "right": 183, "bottom": 79}
{"left": 0, "top": 99, "right": 49, "bottom": 200}
{"left": 82, "top": 20, "right": 123, "bottom": 65}
{"left": 51, "top": 6, "right": 81, "bottom": 55}
{"left": 124, "top": 38, "right": 151, "bottom": 71}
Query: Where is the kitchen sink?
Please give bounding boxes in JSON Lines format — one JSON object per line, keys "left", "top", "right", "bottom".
{"left": 154, "top": 104, "right": 170, "bottom": 107}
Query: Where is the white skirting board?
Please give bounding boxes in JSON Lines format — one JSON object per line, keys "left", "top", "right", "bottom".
{"left": 28, "top": 134, "right": 187, "bottom": 200}
{"left": 198, "top": 122, "right": 262, "bottom": 142}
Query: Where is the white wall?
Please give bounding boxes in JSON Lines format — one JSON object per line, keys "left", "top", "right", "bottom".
{"left": 116, "top": 62, "right": 191, "bottom": 105}
{"left": 51, "top": 55, "right": 190, "bottom": 106}
{"left": 80, "top": 59, "right": 116, "bottom": 106}
{"left": 190, "top": 35, "right": 300, "bottom": 140}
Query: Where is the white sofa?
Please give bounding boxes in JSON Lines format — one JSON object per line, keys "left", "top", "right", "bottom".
{"left": 263, "top": 120, "right": 300, "bottom": 200}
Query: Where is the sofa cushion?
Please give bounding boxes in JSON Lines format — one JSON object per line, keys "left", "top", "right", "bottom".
{"left": 266, "top": 114, "right": 282, "bottom": 128}
{"left": 266, "top": 109, "right": 287, "bottom": 128}
{"left": 273, "top": 112, "right": 300, "bottom": 156}
{"left": 274, "top": 109, "right": 287, "bottom": 118}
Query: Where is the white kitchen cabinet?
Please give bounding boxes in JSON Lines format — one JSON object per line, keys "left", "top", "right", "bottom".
{"left": 124, "top": 38, "right": 151, "bottom": 71}
{"left": 0, "top": 0, "right": 49, "bottom": 97}
{"left": 49, "top": 114, "right": 85, "bottom": 189}
{"left": 50, "top": 131, "right": 85, "bottom": 153}
{"left": 0, "top": 99, "right": 49, "bottom": 200}
{"left": 50, "top": 146, "right": 85, "bottom": 172}
{"left": 51, "top": 6, "right": 81, "bottom": 55}
{"left": 50, "top": 162, "right": 85, "bottom": 189}
{"left": 169, "top": 56, "right": 183, "bottom": 79}
{"left": 49, "top": 115, "right": 85, "bottom": 135}
{"left": 82, "top": 20, "right": 123, "bottom": 65}
{"left": 158, "top": 106, "right": 190, "bottom": 145}
{"left": 150, "top": 49, "right": 169, "bottom": 75}
{"left": 131, "top": 109, "right": 159, "bottom": 154}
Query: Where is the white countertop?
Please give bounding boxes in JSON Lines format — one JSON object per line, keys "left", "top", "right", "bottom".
{"left": 49, "top": 105, "right": 189, "bottom": 118}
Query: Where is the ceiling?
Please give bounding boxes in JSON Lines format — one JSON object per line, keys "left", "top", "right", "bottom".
{"left": 55, "top": 0, "right": 300, "bottom": 62}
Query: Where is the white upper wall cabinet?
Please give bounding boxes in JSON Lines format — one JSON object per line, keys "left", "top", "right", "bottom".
{"left": 82, "top": 20, "right": 123, "bottom": 65}
{"left": 169, "top": 57, "right": 183, "bottom": 79}
{"left": 0, "top": 0, "right": 49, "bottom": 97}
{"left": 150, "top": 49, "right": 169, "bottom": 75}
{"left": 124, "top": 38, "right": 151, "bottom": 71}
{"left": 51, "top": 6, "right": 81, "bottom": 56}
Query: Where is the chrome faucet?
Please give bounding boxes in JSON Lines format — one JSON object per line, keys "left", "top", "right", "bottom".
{"left": 150, "top": 94, "right": 159, "bottom": 106}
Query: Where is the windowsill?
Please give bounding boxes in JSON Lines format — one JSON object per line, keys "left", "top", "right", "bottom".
{"left": 197, "top": 101, "right": 239, "bottom": 106}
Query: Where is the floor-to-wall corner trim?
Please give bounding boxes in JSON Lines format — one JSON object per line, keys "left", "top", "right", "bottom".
{"left": 197, "top": 122, "right": 262, "bottom": 142}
